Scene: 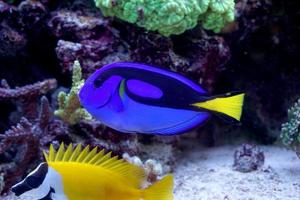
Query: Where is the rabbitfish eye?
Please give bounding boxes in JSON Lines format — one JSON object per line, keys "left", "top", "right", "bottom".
{"left": 25, "top": 176, "right": 40, "bottom": 188}
{"left": 26, "top": 162, "right": 48, "bottom": 188}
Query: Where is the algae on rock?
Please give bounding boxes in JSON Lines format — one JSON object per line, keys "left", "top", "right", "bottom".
{"left": 281, "top": 99, "right": 300, "bottom": 157}
{"left": 93, "top": 0, "right": 235, "bottom": 36}
{"left": 54, "top": 60, "right": 92, "bottom": 125}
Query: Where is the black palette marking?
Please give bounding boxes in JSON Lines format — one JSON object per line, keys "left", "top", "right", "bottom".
{"left": 95, "top": 66, "right": 209, "bottom": 110}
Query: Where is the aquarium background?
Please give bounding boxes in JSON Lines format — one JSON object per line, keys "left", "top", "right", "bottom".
{"left": 1, "top": 0, "right": 300, "bottom": 199}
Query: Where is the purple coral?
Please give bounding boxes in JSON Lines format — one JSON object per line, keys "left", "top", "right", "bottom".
{"left": 176, "top": 34, "right": 231, "bottom": 91}
{"left": 0, "top": 24, "right": 27, "bottom": 57}
{"left": 0, "top": 79, "right": 57, "bottom": 120}
{"left": 0, "top": 96, "right": 70, "bottom": 193}
{"left": 48, "top": 10, "right": 119, "bottom": 75}
{"left": 17, "top": 0, "right": 46, "bottom": 28}
{"left": 0, "top": 79, "right": 57, "bottom": 100}
{"left": 48, "top": 8, "right": 231, "bottom": 92}
{"left": 0, "top": 117, "right": 39, "bottom": 194}
{"left": 0, "top": 0, "right": 48, "bottom": 58}
{"left": 48, "top": 10, "right": 109, "bottom": 41}
{"left": 233, "top": 143, "right": 265, "bottom": 172}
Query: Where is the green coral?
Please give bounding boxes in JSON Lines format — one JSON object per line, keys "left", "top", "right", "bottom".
{"left": 94, "top": 0, "right": 235, "bottom": 36}
{"left": 54, "top": 60, "right": 92, "bottom": 125}
{"left": 280, "top": 99, "right": 300, "bottom": 157}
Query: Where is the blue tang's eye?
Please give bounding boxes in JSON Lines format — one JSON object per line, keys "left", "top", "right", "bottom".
{"left": 94, "top": 78, "right": 103, "bottom": 88}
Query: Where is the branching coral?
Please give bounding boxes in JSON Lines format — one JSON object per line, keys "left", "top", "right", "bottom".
{"left": 0, "top": 117, "right": 39, "bottom": 194}
{"left": 94, "top": 0, "right": 235, "bottom": 36}
{"left": 0, "top": 96, "right": 70, "bottom": 193}
{"left": 0, "top": 79, "right": 57, "bottom": 100}
{"left": 0, "top": 78, "right": 57, "bottom": 120}
{"left": 281, "top": 99, "right": 300, "bottom": 157}
{"left": 54, "top": 60, "right": 92, "bottom": 125}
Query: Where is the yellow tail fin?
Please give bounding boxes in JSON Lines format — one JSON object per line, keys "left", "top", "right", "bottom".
{"left": 192, "top": 93, "right": 245, "bottom": 121}
{"left": 143, "top": 174, "right": 174, "bottom": 200}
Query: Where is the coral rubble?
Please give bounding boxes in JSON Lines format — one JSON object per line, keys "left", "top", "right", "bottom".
{"left": 123, "top": 153, "right": 163, "bottom": 183}
{"left": 233, "top": 143, "right": 265, "bottom": 172}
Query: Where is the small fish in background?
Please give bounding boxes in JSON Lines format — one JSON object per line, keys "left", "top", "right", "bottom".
{"left": 11, "top": 143, "right": 173, "bottom": 200}
{"left": 79, "top": 62, "right": 245, "bottom": 135}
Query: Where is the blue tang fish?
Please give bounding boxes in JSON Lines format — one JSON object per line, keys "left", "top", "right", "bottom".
{"left": 79, "top": 62, "right": 244, "bottom": 135}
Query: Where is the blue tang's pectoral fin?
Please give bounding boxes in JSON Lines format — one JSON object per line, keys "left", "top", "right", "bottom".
{"left": 126, "top": 79, "right": 163, "bottom": 99}
{"left": 108, "top": 80, "right": 126, "bottom": 112}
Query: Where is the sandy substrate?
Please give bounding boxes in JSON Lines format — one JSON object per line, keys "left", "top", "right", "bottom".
{"left": 3, "top": 145, "right": 300, "bottom": 200}
{"left": 174, "top": 145, "right": 300, "bottom": 200}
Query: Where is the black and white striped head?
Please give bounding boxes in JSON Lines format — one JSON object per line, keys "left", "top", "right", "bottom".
{"left": 11, "top": 162, "right": 58, "bottom": 199}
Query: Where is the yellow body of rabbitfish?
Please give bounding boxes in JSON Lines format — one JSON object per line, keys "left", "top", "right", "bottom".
{"left": 44, "top": 143, "right": 173, "bottom": 200}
